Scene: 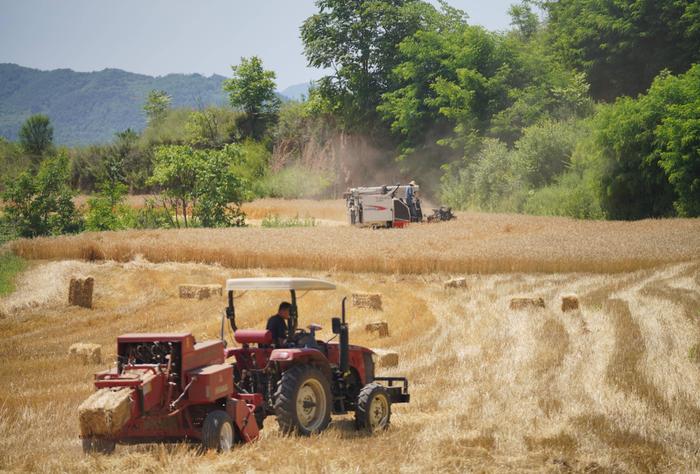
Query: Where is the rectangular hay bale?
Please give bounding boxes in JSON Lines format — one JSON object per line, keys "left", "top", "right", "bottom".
{"left": 352, "top": 293, "right": 383, "bottom": 310}
{"left": 69, "top": 276, "right": 94, "bottom": 308}
{"left": 509, "top": 297, "right": 546, "bottom": 310}
{"left": 69, "top": 342, "right": 102, "bottom": 365}
{"left": 444, "top": 277, "right": 468, "bottom": 289}
{"left": 178, "top": 284, "right": 223, "bottom": 300}
{"left": 561, "top": 295, "right": 580, "bottom": 312}
{"left": 78, "top": 388, "right": 132, "bottom": 437}
{"left": 365, "top": 321, "right": 390, "bottom": 338}
{"left": 372, "top": 348, "right": 399, "bottom": 367}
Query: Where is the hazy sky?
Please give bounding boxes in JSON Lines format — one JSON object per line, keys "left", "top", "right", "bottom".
{"left": 0, "top": 0, "right": 515, "bottom": 90}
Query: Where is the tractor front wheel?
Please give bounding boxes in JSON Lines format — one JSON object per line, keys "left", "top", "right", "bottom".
{"left": 355, "top": 383, "right": 391, "bottom": 433}
{"left": 201, "top": 410, "right": 235, "bottom": 452}
{"left": 82, "top": 437, "right": 116, "bottom": 455}
{"left": 274, "top": 365, "right": 331, "bottom": 436}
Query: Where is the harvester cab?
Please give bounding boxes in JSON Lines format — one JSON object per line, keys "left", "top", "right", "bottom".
{"left": 79, "top": 277, "right": 409, "bottom": 455}
{"left": 345, "top": 184, "right": 423, "bottom": 228}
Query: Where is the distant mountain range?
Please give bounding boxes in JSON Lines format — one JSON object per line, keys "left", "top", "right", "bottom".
{"left": 0, "top": 63, "right": 311, "bottom": 145}
{"left": 280, "top": 82, "right": 313, "bottom": 101}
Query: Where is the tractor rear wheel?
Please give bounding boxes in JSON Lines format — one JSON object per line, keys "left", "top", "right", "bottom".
{"left": 82, "top": 437, "right": 116, "bottom": 455}
{"left": 274, "top": 365, "right": 331, "bottom": 436}
{"left": 201, "top": 410, "right": 235, "bottom": 452}
{"left": 355, "top": 383, "right": 391, "bottom": 433}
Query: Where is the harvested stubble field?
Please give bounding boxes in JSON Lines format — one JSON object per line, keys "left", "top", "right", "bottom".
{"left": 7, "top": 207, "right": 700, "bottom": 274}
{"left": 1, "top": 202, "right": 700, "bottom": 473}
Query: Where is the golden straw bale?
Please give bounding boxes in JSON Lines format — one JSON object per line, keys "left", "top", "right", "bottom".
{"left": 68, "top": 276, "right": 94, "bottom": 308}
{"left": 78, "top": 388, "right": 132, "bottom": 437}
{"left": 444, "top": 277, "right": 468, "bottom": 289}
{"left": 69, "top": 343, "right": 102, "bottom": 365}
{"left": 365, "top": 321, "right": 390, "bottom": 338}
{"left": 509, "top": 297, "right": 546, "bottom": 310}
{"left": 372, "top": 348, "right": 399, "bottom": 367}
{"left": 178, "top": 284, "right": 222, "bottom": 300}
{"left": 352, "top": 293, "right": 382, "bottom": 310}
{"left": 561, "top": 295, "right": 580, "bottom": 312}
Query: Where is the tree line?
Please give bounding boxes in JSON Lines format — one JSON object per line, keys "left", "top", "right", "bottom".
{"left": 1, "top": 0, "right": 699, "bottom": 241}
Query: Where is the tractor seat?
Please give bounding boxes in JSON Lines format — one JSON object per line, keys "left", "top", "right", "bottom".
{"left": 234, "top": 329, "right": 272, "bottom": 345}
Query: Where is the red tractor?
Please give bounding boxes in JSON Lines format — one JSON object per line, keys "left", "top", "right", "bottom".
{"left": 80, "top": 278, "right": 410, "bottom": 453}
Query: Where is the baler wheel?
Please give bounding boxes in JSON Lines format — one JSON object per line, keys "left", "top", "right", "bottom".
{"left": 274, "top": 365, "right": 331, "bottom": 436}
{"left": 82, "top": 437, "right": 116, "bottom": 455}
{"left": 201, "top": 410, "right": 235, "bottom": 452}
{"left": 355, "top": 383, "right": 391, "bottom": 433}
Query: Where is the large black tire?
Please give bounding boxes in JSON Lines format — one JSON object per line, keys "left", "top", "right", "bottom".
{"left": 82, "top": 437, "right": 116, "bottom": 455}
{"left": 201, "top": 410, "right": 235, "bottom": 452}
{"left": 274, "top": 365, "right": 332, "bottom": 436}
{"left": 355, "top": 383, "right": 391, "bottom": 433}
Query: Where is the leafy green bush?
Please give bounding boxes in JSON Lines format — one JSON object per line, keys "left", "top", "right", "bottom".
{"left": 0, "top": 138, "right": 30, "bottom": 193}
{"left": 260, "top": 164, "right": 333, "bottom": 199}
{"left": 512, "top": 119, "right": 587, "bottom": 188}
{"left": 230, "top": 140, "right": 271, "bottom": 198}
{"left": 134, "top": 198, "right": 174, "bottom": 229}
{"left": 140, "top": 108, "right": 193, "bottom": 148}
{"left": 1, "top": 153, "right": 82, "bottom": 237}
{"left": 84, "top": 198, "right": 136, "bottom": 232}
{"left": 524, "top": 170, "right": 604, "bottom": 219}
{"left": 185, "top": 107, "right": 241, "bottom": 148}
{"left": 440, "top": 139, "right": 526, "bottom": 212}
{"left": 261, "top": 214, "right": 316, "bottom": 228}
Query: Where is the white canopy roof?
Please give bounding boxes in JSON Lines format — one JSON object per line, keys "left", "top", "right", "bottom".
{"left": 226, "top": 277, "right": 336, "bottom": 292}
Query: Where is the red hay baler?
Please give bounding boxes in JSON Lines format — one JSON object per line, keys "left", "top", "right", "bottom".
{"left": 79, "top": 277, "right": 410, "bottom": 454}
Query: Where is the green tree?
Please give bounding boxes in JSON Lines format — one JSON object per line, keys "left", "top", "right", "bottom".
{"left": 143, "top": 90, "right": 172, "bottom": 124}
{"left": 148, "top": 145, "right": 247, "bottom": 227}
{"left": 583, "top": 65, "right": 700, "bottom": 219}
{"left": 654, "top": 66, "right": 700, "bottom": 217}
{"left": 149, "top": 145, "right": 198, "bottom": 227}
{"left": 195, "top": 146, "right": 247, "bottom": 227}
{"left": 301, "top": 0, "right": 434, "bottom": 132}
{"left": 378, "top": 10, "right": 513, "bottom": 159}
{"left": 593, "top": 96, "right": 676, "bottom": 220}
{"left": 223, "top": 56, "right": 279, "bottom": 139}
{"left": 508, "top": 1, "right": 539, "bottom": 40}
{"left": 1, "top": 153, "right": 81, "bottom": 237}
{"left": 544, "top": 0, "right": 700, "bottom": 100}
{"left": 19, "top": 114, "right": 54, "bottom": 165}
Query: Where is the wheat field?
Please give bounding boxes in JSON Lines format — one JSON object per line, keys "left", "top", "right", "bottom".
{"left": 1, "top": 257, "right": 699, "bottom": 473}
{"left": 1, "top": 201, "right": 700, "bottom": 473}
{"left": 8, "top": 205, "right": 700, "bottom": 274}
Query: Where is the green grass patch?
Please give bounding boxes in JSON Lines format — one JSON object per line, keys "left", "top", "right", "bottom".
{"left": 261, "top": 214, "right": 317, "bottom": 228}
{"left": 0, "top": 253, "right": 26, "bottom": 297}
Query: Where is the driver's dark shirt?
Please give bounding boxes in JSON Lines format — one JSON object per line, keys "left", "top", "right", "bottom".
{"left": 266, "top": 314, "right": 288, "bottom": 346}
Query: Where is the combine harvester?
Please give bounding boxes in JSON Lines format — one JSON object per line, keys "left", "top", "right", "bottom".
{"left": 79, "top": 278, "right": 410, "bottom": 454}
{"left": 345, "top": 182, "right": 454, "bottom": 228}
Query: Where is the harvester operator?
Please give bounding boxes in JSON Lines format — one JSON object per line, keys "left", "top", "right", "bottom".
{"left": 406, "top": 180, "right": 418, "bottom": 221}
{"left": 266, "top": 301, "right": 291, "bottom": 347}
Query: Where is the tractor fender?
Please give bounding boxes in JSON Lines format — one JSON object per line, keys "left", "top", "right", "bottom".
{"left": 270, "top": 348, "right": 332, "bottom": 377}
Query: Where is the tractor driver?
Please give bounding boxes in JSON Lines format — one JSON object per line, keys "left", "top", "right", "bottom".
{"left": 266, "top": 301, "right": 291, "bottom": 347}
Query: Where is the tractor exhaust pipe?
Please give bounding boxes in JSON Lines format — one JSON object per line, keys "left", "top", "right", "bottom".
{"left": 339, "top": 297, "right": 349, "bottom": 375}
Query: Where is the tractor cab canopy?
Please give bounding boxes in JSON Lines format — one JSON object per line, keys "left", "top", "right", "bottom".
{"left": 224, "top": 278, "right": 336, "bottom": 342}
{"left": 226, "top": 277, "right": 336, "bottom": 292}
